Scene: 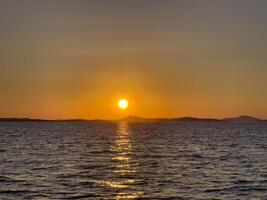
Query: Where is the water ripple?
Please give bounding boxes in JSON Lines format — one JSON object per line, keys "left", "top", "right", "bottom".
{"left": 0, "top": 122, "right": 266, "bottom": 199}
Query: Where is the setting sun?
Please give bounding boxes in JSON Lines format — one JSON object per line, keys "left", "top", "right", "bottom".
{"left": 118, "top": 99, "right": 128, "bottom": 110}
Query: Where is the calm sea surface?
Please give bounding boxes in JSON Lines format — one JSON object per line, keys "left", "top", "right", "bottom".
{"left": 0, "top": 122, "right": 266, "bottom": 199}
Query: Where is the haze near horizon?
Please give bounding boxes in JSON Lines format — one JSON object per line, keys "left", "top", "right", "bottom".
{"left": 1, "top": 0, "right": 267, "bottom": 119}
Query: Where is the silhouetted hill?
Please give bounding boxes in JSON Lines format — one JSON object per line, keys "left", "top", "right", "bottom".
{"left": 0, "top": 118, "right": 45, "bottom": 122}
{"left": 170, "top": 117, "right": 222, "bottom": 122}
{"left": 119, "top": 116, "right": 222, "bottom": 123}
{"left": 0, "top": 118, "right": 88, "bottom": 122}
{"left": 224, "top": 115, "right": 262, "bottom": 123}
{"left": 120, "top": 115, "right": 153, "bottom": 122}
{"left": 0, "top": 115, "right": 265, "bottom": 123}
{"left": 119, "top": 115, "right": 266, "bottom": 123}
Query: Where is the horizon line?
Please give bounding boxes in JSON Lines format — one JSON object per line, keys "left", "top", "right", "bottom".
{"left": 0, "top": 115, "right": 265, "bottom": 122}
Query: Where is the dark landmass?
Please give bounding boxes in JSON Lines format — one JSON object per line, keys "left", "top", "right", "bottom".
{"left": 0, "top": 115, "right": 265, "bottom": 123}
{"left": 118, "top": 115, "right": 154, "bottom": 123}
{"left": 0, "top": 118, "right": 88, "bottom": 122}
{"left": 118, "top": 116, "right": 222, "bottom": 123}
{"left": 170, "top": 117, "right": 222, "bottom": 122}
{"left": 223, "top": 115, "right": 261, "bottom": 123}
{"left": 118, "top": 115, "right": 264, "bottom": 123}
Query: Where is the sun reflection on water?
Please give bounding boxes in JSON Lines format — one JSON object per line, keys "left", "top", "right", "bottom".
{"left": 103, "top": 122, "right": 143, "bottom": 199}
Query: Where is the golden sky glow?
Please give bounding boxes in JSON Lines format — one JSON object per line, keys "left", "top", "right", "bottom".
{"left": 1, "top": 1, "right": 267, "bottom": 119}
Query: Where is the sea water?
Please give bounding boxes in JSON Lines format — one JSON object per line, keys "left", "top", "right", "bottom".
{"left": 0, "top": 122, "right": 266, "bottom": 199}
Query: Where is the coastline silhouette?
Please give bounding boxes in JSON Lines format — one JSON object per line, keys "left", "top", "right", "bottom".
{"left": 0, "top": 115, "right": 265, "bottom": 123}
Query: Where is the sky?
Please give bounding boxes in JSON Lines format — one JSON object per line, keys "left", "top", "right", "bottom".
{"left": 1, "top": 0, "right": 267, "bottom": 119}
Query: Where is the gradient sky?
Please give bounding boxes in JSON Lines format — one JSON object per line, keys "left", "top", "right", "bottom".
{"left": 1, "top": 0, "right": 267, "bottom": 119}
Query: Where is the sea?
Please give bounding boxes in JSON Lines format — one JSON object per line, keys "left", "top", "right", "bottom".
{"left": 0, "top": 121, "right": 266, "bottom": 199}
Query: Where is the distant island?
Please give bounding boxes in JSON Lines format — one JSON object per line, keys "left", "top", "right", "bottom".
{"left": 0, "top": 115, "right": 266, "bottom": 123}
{"left": 117, "top": 115, "right": 266, "bottom": 123}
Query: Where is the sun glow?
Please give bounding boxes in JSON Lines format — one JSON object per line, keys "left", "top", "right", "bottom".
{"left": 118, "top": 99, "right": 128, "bottom": 110}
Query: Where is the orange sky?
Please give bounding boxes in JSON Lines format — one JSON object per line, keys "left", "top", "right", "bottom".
{"left": 1, "top": 1, "right": 267, "bottom": 119}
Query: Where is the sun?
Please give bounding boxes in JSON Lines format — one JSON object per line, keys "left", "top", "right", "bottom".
{"left": 118, "top": 99, "right": 128, "bottom": 110}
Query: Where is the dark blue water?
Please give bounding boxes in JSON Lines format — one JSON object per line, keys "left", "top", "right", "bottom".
{"left": 0, "top": 122, "right": 266, "bottom": 199}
